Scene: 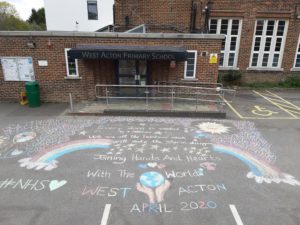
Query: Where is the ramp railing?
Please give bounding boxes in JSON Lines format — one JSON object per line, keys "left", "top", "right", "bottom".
{"left": 95, "top": 84, "right": 235, "bottom": 112}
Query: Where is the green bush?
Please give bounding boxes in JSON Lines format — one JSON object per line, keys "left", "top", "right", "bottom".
{"left": 278, "top": 76, "right": 300, "bottom": 88}
{"left": 218, "top": 70, "right": 241, "bottom": 83}
{"left": 241, "top": 75, "right": 300, "bottom": 88}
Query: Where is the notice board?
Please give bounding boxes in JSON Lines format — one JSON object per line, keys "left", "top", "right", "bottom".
{"left": 1, "top": 57, "right": 35, "bottom": 81}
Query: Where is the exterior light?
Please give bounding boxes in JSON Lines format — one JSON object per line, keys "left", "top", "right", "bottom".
{"left": 27, "top": 42, "right": 36, "bottom": 49}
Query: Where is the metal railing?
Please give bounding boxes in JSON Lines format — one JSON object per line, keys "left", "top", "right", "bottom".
{"left": 157, "top": 81, "right": 223, "bottom": 88}
{"left": 95, "top": 84, "right": 236, "bottom": 112}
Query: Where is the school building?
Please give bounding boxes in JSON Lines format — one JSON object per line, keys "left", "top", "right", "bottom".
{"left": 0, "top": 0, "right": 300, "bottom": 103}
{"left": 114, "top": 0, "right": 300, "bottom": 83}
{"left": 0, "top": 32, "right": 222, "bottom": 102}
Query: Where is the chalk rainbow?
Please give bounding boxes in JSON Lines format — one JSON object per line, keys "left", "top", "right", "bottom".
{"left": 18, "top": 139, "right": 111, "bottom": 171}
{"left": 213, "top": 144, "right": 300, "bottom": 186}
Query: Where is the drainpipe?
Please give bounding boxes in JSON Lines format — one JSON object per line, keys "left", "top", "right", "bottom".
{"left": 113, "top": 4, "right": 115, "bottom": 31}
{"left": 204, "top": 0, "right": 212, "bottom": 33}
{"left": 190, "top": 0, "right": 197, "bottom": 33}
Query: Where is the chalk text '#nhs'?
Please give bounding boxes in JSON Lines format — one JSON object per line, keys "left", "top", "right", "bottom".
{"left": 0, "top": 178, "right": 67, "bottom": 192}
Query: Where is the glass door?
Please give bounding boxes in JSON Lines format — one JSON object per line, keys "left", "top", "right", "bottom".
{"left": 118, "top": 60, "right": 137, "bottom": 85}
{"left": 118, "top": 60, "right": 147, "bottom": 96}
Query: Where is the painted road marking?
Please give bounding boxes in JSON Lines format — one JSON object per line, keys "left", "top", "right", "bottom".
{"left": 221, "top": 96, "right": 245, "bottom": 119}
{"left": 251, "top": 105, "right": 279, "bottom": 117}
{"left": 253, "top": 91, "right": 299, "bottom": 119}
{"left": 100, "top": 204, "right": 111, "bottom": 225}
{"left": 265, "top": 91, "right": 300, "bottom": 114}
{"left": 229, "top": 205, "right": 244, "bottom": 225}
{"left": 223, "top": 90, "right": 300, "bottom": 120}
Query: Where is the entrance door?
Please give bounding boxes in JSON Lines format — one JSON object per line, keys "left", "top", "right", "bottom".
{"left": 118, "top": 60, "right": 147, "bottom": 96}
{"left": 118, "top": 60, "right": 147, "bottom": 85}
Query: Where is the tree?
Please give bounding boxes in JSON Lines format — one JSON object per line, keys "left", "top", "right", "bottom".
{"left": 27, "top": 8, "right": 46, "bottom": 30}
{"left": 0, "top": 1, "right": 29, "bottom": 30}
{"left": 0, "top": 1, "right": 44, "bottom": 31}
{"left": 0, "top": 1, "right": 18, "bottom": 17}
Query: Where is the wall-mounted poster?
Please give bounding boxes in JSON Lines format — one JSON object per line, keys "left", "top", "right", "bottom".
{"left": 1, "top": 57, "right": 35, "bottom": 81}
{"left": 17, "top": 58, "right": 35, "bottom": 81}
{"left": 1, "top": 58, "right": 19, "bottom": 81}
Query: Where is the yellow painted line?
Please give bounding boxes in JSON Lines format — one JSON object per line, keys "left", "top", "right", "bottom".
{"left": 221, "top": 96, "right": 245, "bottom": 119}
{"left": 266, "top": 91, "right": 300, "bottom": 110}
{"left": 270, "top": 102, "right": 300, "bottom": 110}
{"left": 271, "top": 102, "right": 300, "bottom": 113}
{"left": 222, "top": 92, "right": 299, "bottom": 120}
{"left": 241, "top": 117, "right": 298, "bottom": 120}
{"left": 283, "top": 109, "right": 300, "bottom": 115}
{"left": 253, "top": 90, "right": 298, "bottom": 118}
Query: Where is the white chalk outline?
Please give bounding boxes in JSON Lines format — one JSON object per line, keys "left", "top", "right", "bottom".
{"left": 229, "top": 204, "right": 244, "bottom": 225}
{"left": 100, "top": 204, "right": 111, "bottom": 225}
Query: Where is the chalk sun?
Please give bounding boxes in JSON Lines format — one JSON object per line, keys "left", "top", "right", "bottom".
{"left": 198, "top": 122, "right": 230, "bottom": 134}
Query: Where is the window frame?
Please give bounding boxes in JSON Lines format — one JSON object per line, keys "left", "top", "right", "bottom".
{"left": 87, "top": 0, "right": 98, "bottom": 20}
{"left": 184, "top": 50, "right": 197, "bottom": 79}
{"left": 249, "top": 19, "right": 289, "bottom": 70}
{"left": 209, "top": 18, "right": 243, "bottom": 69}
{"left": 292, "top": 34, "right": 300, "bottom": 70}
{"left": 65, "top": 48, "right": 79, "bottom": 77}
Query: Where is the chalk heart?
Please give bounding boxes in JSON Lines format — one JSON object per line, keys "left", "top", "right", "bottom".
{"left": 49, "top": 180, "right": 67, "bottom": 191}
{"left": 147, "top": 162, "right": 157, "bottom": 168}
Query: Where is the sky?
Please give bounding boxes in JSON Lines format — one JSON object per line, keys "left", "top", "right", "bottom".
{"left": 6, "top": 0, "right": 44, "bottom": 20}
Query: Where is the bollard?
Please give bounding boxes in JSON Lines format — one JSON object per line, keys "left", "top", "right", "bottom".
{"left": 69, "top": 93, "right": 74, "bottom": 112}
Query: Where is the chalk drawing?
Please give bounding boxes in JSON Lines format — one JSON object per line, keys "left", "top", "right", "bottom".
{"left": 11, "top": 149, "right": 23, "bottom": 156}
{"left": 213, "top": 145, "right": 300, "bottom": 185}
{"left": 136, "top": 162, "right": 172, "bottom": 203}
{"left": 49, "top": 180, "right": 67, "bottom": 191}
{"left": 140, "top": 172, "right": 165, "bottom": 188}
{"left": 180, "top": 201, "right": 217, "bottom": 211}
{"left": 195, "top": 130, "right": 207, "bottom": 138}
{"left": 0, "top": 117, "right": 298, "bottom": 189}
{"left": 130, "top": 203, "right": 172, "bottom": 213}
{"left": 18, "top": 139, "right": 111, "bottom": 171}
{"left": 178, "top": 184, "right": 227, "bottom": 196}
{"left": 200, "top": 162, "right": 217, "bottom": 171}
{"left": 165, "top": 168, "right": 204, "bottom": 178}
{"left": 197, "top": 122, "right": 230, "bottom": 134}
{"left": 13, "top": 132, "right": 36, "bottom": 143}
{"left": 0, "top": 178, "right": 67, "bottom": 191}
{"left": 0, "top": 136, "right": 7, "bottom": 145}
{"left": 81, "top": 186, "right": 131, "bottom": 198}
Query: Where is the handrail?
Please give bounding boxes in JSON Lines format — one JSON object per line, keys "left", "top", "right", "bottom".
{"left": 94, "top": 84, "right": 236, "bottom": 108}
{"left": 157, "top": 81, "right": 223, "bottom": 88}
{"left": 95, "top": 84, "right": 234, "bottom": 93}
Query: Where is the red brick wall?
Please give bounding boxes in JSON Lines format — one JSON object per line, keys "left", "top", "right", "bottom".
{"left": 0, "top": 35, "right": 221, "bottom": 102}
{"left": 210, "top": 0, "right": 300, "bottom": 82}
{"left": 114, "top": 0, "right": 208, "bottom": 33}
{"left": 114, "top": 0, "right": 300, "bottom": 83}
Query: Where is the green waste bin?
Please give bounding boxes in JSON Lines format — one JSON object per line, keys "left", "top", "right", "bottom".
{"left": 25, "top": 81, "right": 41, "bottom": 107}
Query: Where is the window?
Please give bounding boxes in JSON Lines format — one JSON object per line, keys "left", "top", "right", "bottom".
{"left": 87, "top": 0, "right": 98, "bottom": 20}
{"left": 294, "top": 35, "right": 300, "bottom": 68}
{"left": 250, "top": 20, "right": 288, "bottom": 69}
{"left": 184, "top": 51, "right": 197, "bottom": 79}
{"left": 65, "top": 49, "right": 79, "bottom": 77}
{"left": 209, "top": 19, "right": 242, "bottom": 68}
{"left": 125, "top": 24, "right": 146, "bottom": 33}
